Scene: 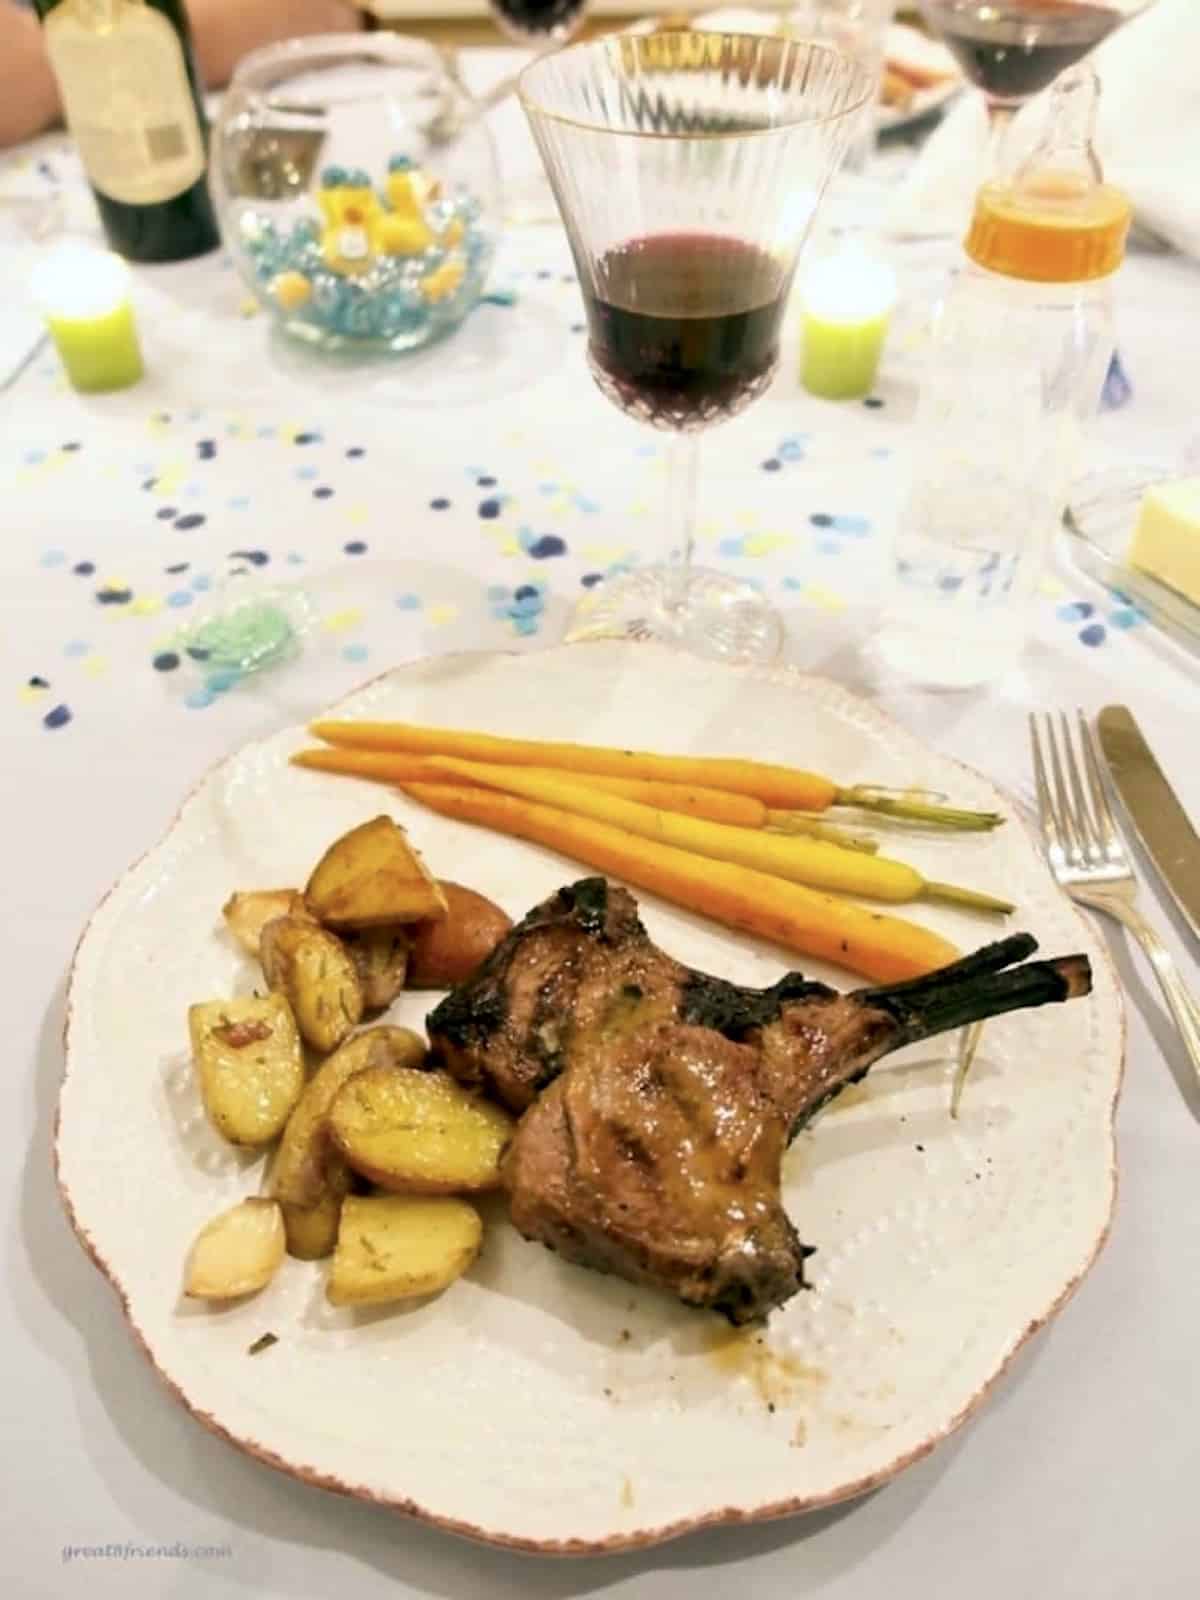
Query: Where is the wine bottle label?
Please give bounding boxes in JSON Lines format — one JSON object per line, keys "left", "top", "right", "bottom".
{"left": 44, "top": 0, "right": 205, "bottom": 206}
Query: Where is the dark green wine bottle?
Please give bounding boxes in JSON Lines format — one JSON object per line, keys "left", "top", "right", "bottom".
{"left": 33, "top": 0, "right": 220, "bottom": 263}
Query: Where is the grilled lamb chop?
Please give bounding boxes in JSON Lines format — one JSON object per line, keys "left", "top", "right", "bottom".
{"left": 427, "top": 880, "right": 1091, "bottom": 1324}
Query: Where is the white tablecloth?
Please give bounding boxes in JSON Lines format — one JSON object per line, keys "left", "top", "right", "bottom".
{"left": 4, "top": 48, "right": 1199, "bottom": 1600}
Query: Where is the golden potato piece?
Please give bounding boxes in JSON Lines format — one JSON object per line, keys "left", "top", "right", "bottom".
{"left": 330, "top": 1066, "right": 514, "bottom": 1194}
{"left": 305, "top": 816, "right": 448, "bottom": 929}
{"left": 259, "top": 916, "right": 363, "bottom": 1054}
{"left": 327, "top": 1194, "right": 481, "bottom": 1306}
{"left": 184, "top": 1198, "right": 285, "bottom": 1299}
{"left": 406, "top": 882, "right": 512, "bottom": 989}
{"left": 341, "top": 925, "right": 410, "bottom": 1012}
{"left": 271, "top": 1026, "right": 426, "bottom": 1209}
{"left": 280, "top": 1162, "right": 352, "bottom": 1260}
{"left": 221, "top": 889, "right": 310, "bottom": 958}
{"left": 188, "top": 994, "right": 304, "bottom": 1146}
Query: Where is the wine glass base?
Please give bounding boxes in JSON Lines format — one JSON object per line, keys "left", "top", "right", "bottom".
{"left": 566, "top": 565, "right": 782, "bottom": 664}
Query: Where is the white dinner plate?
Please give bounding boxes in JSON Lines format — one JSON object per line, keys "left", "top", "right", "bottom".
{"left": 57, "top": 641, "right": 1122, "bottom": 1552}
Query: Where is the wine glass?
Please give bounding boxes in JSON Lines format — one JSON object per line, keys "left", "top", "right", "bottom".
{"left": 519, "top": 31, "right": 871, "bottom": 662}
{"left": 917, "top": 1, "right": 1157, "bottom": 174}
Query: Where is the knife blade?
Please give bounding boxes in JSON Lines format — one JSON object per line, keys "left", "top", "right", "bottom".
{"left": 1097, "top": 705, "right": 1200, "bottom": 945}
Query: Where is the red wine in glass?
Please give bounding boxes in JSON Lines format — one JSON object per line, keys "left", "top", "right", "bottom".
{"left": 586, "top": 234, "right": 788, "bottom": 431}
{"left": 490, "top": 0, "right": 586, "bottom": 42}
{"left": 922, "top": 1, "right": 1123, "bottom": 102}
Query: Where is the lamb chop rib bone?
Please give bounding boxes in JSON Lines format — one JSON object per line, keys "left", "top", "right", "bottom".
{"left": 428, "top": 880, "right": 1092, "bottom": 1324}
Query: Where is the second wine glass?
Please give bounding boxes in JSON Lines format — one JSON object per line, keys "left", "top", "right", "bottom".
{"left": 520, "top": 32, "right": 871, "bottom": 662}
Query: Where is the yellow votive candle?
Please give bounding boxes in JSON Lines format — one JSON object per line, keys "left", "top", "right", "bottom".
{"left": 800, "top": 245, "right": 896, "bottom": 401}
{"left": 36, "top": 243, "right": 144, "bottom": 393}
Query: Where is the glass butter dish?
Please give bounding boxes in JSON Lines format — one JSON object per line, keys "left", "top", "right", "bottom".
{"left": 1062, "top": 462, "right": 1200, "bottom": 659}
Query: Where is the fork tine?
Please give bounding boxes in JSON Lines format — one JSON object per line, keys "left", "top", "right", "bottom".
{"left": 1078, "top": 711, "right": 1122, "bottom": 856}
{"left": 1060, "top": 710, "right": 1099, "bottom": 859}
{"left": 1028, "top": 713, "right": 1062, "bottom": 857}
{"left": 1043, "top": 713, "right": 1086, "bottom": 864}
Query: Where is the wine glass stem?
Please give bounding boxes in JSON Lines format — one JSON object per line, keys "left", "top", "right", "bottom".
{"left": 663, "top": 431, "right": 699, "bottom": 611}
{"left": 984, "top": 99, "right": 1017, "bottom": 177}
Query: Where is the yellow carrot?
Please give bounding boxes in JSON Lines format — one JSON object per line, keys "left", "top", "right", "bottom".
{"left": 308, "top": 718, "right": 1002, "bottom": 830}
{"left": 421, "top": 756, "right": 1011, "bottom": 913}
{"left": 400, "top": 781, "right": 960, "bottom": 984}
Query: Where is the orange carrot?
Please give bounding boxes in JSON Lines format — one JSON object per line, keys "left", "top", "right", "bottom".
{"left": 400, "top": 781, "right": 961, "bottom": 984}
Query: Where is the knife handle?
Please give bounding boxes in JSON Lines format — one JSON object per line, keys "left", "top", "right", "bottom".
{"left": 1090, "top": 894, "right": 1200, "bottom": 1091}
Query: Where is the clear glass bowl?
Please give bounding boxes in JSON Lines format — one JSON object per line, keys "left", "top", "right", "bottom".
{"left": 212, "top": 34, "right": 501, "bottom": 353}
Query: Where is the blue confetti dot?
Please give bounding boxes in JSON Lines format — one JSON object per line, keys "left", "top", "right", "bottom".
{"left": 228, "top": 496, "right": 250, "bottom": 511}
{"left": 207, "top": 669, "right": 241, "bottom": 693}
{"left": 810, "top": 513, "right": 833, "bottom": 528}
{"left": 939, "top": 574, "right": 964, "bottom": 592}
{"left": 477, "top": 474, "right": 497, "bottom": 488}
{"left": 28, "top": 675, "right": 50, "bottom": 689}
{"left": 153, "top": 651, "right": 180, "bottom": 672}
{"left": 43, "top": 703, "right": 72, "bottom": 730}
{"left": 191, "top": 574, "right": 212, "bottom": 592}
{"left": 782, "top": 576, "right": 805, "bottom": 591}
{"left": 871, "top": 447, "right": 892, "bottom": 460}
{"left": 344, "top": 540, "right": 367, "bottom": 555}
{"left": 40, "top": 549, "right": 66, "bottom": 567}
{"left": 478, "top": 497, "right": 502, "bottom": 519}
{"left": 64, "top": 640, "right": 90, "bottom": 658}
{"left": 514, "top": 584, "right": 540, "bottom": 603}
{"left": 174, "top": 513, "right": 206, "bottom": 531}
{"left": 294, "top": 431, "right": 322, "bottom": 446}
{"left": 286, "top": 552, "right": 305, "bottom": 565}
{"left": 719, "top": 537, "right": 745, "bottom": 558}
{"left": 196, "top": 439, "right": 217, "bottom": 460}
{"left": 481, "top": 290, "right": 516, "bottom": 307}
{"left": 431, "top": 497, "right": 450, "bottom": 510}
{"left": 1079, "top": 623, "right": 1107, "bottom": 647}
{"left": 342, "top": 643, "right": 369, "bottom": 663}
{"left": 528, "top": 534, "right": 567, "bottom": 559}
{"left": 831, "top": 514, "right": 871, "bottom": 536}
{"left": 96, "top": 586, "right": 133, "bottom": 605}
{"left": 761, "top": 459, "right": 782, "bottom": 473}
{"left": 1109, "top": 607, "right": 1142, "bottom": 631}
{"left": 165, "top": 562, "right": 189, "bottom": 575}
{"left": 156, "top": 506, "right": 177, "bottom": 521}
{"left": 185, "top": 646, "right": 211, "bottom": 661}
{"left": 487, "top": 584, "right": 509, "bottom": 603}
{"left": 1057, "top": 600, "right": 1094, "bottom": 622}
{"left": 229, "top": 549, "right": 269, "bottom": 567}
{"left": 23, "top": 449, "right": 46, "bottom": 465}
{"left": 863, "top": 396, "right": 885, "bottom": 410}
{"left": 142, "top": 478, "right": 157, "bottom": 492}
{"left": 395, "top": 592, "right": 422, "bottom": 610}
{"left": 817, "top": 539, "right": 843, "bottom": 555}
{"left": 513, "top": 615, "right": 539, "bottom": 637}
{"left": 73, "top": 561, "right": 95, "bottom": 576}
{"left": 167, "top": 590, "right": 194, "bottom": 608}
{"left": 185, "top": 686, "right": 215, "bottom": 710}
{"left": 313, "top": 486, "right": 333, "bottom": 499}
{"left": 346, "top": 447, "right": 365, "bottom": 458}
{"left": 581, "top": 573, "right": 604, "bottom": 588}
{"left": 777, "top": 439, "right": 806, "bottom": 463}
{"left": 575, "top": 496, "right": 601, "bottom": 515}
{"left": 296, "top": 464, "right": 319, "bottom": 481}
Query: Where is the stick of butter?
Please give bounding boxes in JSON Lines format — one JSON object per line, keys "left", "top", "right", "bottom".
{"left": 1129, "top": 478, "right": 1200, "bottom": 606}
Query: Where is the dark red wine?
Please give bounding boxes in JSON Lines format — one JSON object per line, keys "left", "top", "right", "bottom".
{"left": 586, "top": 235, "right": 787, "bottom": 431}
{"left": 923, "top": 1, "right": 1122, "bottom": 101}
{"left": 490, "top": 0, "right": 586, "bottom": 40}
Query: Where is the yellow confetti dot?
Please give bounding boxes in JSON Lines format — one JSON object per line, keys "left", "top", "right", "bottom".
{"left": 743, "top": 534, "right": 790, "bottom": 558}
{"left": 428, "top": 604, "right": 459, "bottom": 626}
{"left": 345, "top": 505, "right": 370, "bottom": 526}
{"left": 321, "top": 607, "right": 364, "bottom": 634}
{"left": 583, "top": 542, "right": 632, "bottom": 562}
{"left": 1038, "top": 574, "right": 1065, "bottom": 598}
{"left": 627, "top": 501, "right": 649, "bottom": 517}
{"left": 155, "top": 467, "right": 184, "bottom": 497}
{"left": 499, "top": 537, "right": 520, "bottom": 556}
{"left": 19, "top": 684, "right": 49, "bottom": 703}
{"left": 83, "top": 656, "right": 109, "bottom": 678}
{"left": 130, "top": 596, "right": 163, "bottom": 617}
{"left": 804, "top": 585, "right": 846, "bottom": 613}
{"left": 239, "top": 296, "right": 261, "bottom": 318}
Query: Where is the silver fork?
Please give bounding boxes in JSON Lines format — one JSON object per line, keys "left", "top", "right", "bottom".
{"left": 1030, "top": 711, "right": 1200, "bottom": 1088}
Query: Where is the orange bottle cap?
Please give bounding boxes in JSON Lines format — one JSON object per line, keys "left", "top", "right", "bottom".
{"left": 966, "top": 174, "right": 1132, "bottom": 283}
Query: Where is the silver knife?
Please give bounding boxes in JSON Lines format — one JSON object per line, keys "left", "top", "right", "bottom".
{"left": 1097, "top": 705, "right": 1200, "bottom": 945}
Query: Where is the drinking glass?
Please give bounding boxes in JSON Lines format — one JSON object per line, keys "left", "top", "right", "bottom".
{"left": 520, "top": 31, "right": 871, "bottom": 662}
{"left": 917, "top": 1, "right": 1157, "bottom": 175}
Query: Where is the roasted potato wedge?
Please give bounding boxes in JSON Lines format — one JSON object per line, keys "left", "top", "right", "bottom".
{"left": 341, "top": 925, "right": 410, "bottom": 1012}
{"left": 271, "top": 1026, "right": 426, "bottom": 1209}
{"left": 259, "top": 915, "right": 363, "bottom": 1054}
{"left": 184, "top": 1198, "right": 285, "bottom": 1299}
{"left": 221, "top": 889, "right": 310, "bottom": 958}
{"left": 305, "top": 816, "right": 447, "bottom": 929}
{"left": 330, "top": 1065, "right": 514, "bottom": 1194}
{"left": 280, "top": 1160, "right": 352, "bottom": 1260}
{"left": 406, "top": 881, "right": 512, "bottom": 989}
{"left": 327, "top": 1194, "right": 482, "bottom": 1306}
{"left": 188, "top": 994, "right": 304, "bottom": 1146}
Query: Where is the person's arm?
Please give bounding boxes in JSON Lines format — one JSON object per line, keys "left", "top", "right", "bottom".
{"left": 188, "top": 0, "right": 366, "bottom": 90}
{"left": 0, "top": 6, "right": 59, "bottom": 149}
